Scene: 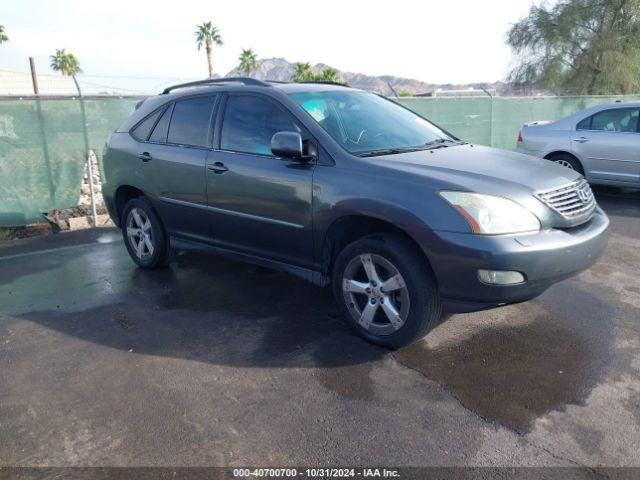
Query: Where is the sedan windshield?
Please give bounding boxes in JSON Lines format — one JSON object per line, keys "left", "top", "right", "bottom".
{"left": 289, "top": 91, "right": 456, "bottom": 156}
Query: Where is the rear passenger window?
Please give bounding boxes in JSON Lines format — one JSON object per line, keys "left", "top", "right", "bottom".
{"left": 132, "top": 109, "right": 162, "bottom": 141}
{"left": 220, "top": 95, "right": 301, "bottom": 155}
{"left": 149, "top": 104, "right": 173, "bottom": 143}
{"left": 167, "top": 96, "right": 216, "bottom": 147}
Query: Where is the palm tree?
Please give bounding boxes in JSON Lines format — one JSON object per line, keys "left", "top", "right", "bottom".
{"left": 0, "top": 25, "right": 8, "bottom": 44}
{"left": 195, "top": 22, "right": 223, "bottom": 79}
{"left": 292, "top": 62, "right": 314, "bottom": 82}
{"left": 50, "top": 49, "right": 82, "bottom": 76}
{"left": 320, "top": 67, "right": 341, "bottom": 83}
{"left": 238, "top": 48, "right": 259, "bottom": 76}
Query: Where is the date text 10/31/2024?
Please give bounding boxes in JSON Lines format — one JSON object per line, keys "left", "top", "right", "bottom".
{"left": 232, "top": 468, "right": 400, "bottom": 478}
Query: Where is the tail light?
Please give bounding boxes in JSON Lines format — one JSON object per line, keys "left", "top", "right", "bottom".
{"left": 517, "top": 131, "right": 523, "bottom": 143}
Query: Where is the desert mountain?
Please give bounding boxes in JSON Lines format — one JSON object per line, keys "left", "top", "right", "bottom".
{"left": 225, "top": 57, "right": 512, "bottom": 96}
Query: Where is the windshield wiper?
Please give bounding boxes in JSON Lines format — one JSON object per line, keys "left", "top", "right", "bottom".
{"left": 422, "top": 138, "right": 465, "bottom": 149}
{"left": 357, "top": 146, "right": 426, "bottom": 157}
{"left": 357, "top": 139, "right": 466, "bottom": 157}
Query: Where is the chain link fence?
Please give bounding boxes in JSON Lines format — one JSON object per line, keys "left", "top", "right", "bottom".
{"left": 0, "top": 96, "right": 140, "bottom": 226}
{"left": 1, "top": 93, "right": 639, "bottom": 226}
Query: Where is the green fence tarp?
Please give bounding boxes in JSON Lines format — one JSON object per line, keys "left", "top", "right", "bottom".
{"left": 0, "top": 97, "right": 138, "bottom": 226}
{"left": 1, "top": 95, "right": 638, "bottom": 226}
{"left": 397, "top": 95, "right": 640, "bottom": 150}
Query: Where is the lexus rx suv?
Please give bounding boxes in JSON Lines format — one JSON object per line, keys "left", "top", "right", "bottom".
{"left": 103, "top": 78, "right": 609, "bottom": 348}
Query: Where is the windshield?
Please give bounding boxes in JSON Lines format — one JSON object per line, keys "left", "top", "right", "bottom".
{"left": 289, "top": 91, "right": 455, "bottom": 155}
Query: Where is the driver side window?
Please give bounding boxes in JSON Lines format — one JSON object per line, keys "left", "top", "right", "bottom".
{"left": 220, "top": 95, "right": 302, "bottom": 156}
{"left": 589, "top": 108, "right": 639, "bottom": 133}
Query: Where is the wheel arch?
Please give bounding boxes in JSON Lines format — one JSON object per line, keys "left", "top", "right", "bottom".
{"left": 543, "top": 150, "right": 585, "bottom": 173}
{"left": 114, "top": 185, "right": 146, "bottom": 225}
{"left": 321, "top": 214, "right": 437, "bottom": 283}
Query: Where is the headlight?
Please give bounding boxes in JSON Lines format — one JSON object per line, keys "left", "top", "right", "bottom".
{"left": 440, "top": 191, "right": 540, "bottom": 235}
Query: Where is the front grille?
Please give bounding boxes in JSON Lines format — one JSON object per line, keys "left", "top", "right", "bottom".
{"left": 537, "top": 179, "right": 596, "bottom": 219}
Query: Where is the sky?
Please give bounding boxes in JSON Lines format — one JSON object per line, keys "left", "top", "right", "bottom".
{"left": 1, "top": 0, "right": 545, "bottom": 91}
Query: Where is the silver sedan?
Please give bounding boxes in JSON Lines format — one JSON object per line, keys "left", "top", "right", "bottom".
{"left": 516, "top": 102, "right": 640, "bottom": 187}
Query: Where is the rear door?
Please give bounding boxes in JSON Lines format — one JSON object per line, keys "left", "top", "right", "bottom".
{"left": 139, "top": 94, "right": 218, "bottom": 243}
{"left": 572, "top": 107, "right": 640, "bottom": 183}
{"left": 205, "top": 93, "right": 315, "bottom": 268}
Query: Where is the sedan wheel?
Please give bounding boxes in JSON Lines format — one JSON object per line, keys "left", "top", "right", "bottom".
{"left": 548, "top": 154, "right": 584, "bottom": 174}
{"left": 126, "top": 207, "right": 154, "bottom": 259}
{"left": 342, "top": 253, "right": 410, "bottom": 336}
{"left": 554, "top": 159, "right": 575, "bottom": 170}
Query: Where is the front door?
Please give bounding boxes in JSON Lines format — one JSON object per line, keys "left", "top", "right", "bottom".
{"left": 572, "top": 107, "right": 640, "bottom": 183}
{"left": 206, "top": 93, "right": 315, "bottom": 268}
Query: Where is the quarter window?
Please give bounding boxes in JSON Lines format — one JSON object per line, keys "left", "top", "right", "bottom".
{"left": 589, "top": 108, "right": 639, "bottom": 133}
{"left": 149, "top": 104, "right": 173, "bottom": 143}
{"left": 132, "top": 108, "right": 162, "bottom": 141}
{"left": 220, "top": 95, "right": 301, "bottom": 155}
{"left": 167, "top": 96, "right": 216, "bottom": 147}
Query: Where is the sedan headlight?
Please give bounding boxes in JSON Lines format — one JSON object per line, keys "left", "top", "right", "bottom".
{"left": 440, "top": 191, "right": 540, "bottom": 235}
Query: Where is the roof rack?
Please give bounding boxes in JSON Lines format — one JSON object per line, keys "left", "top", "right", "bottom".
{"left": 162, "top": 77, "right": 270, "bottom": 94}
{"left": 295, "top": 80, "right": 348, "bottom": 87}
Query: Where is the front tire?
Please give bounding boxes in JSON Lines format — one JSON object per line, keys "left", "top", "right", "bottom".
{"left": 332, "top": 234, "right": 442, "bottom": 349}
{"left": 121, "top": 197, "right": 169, "bottom": 269}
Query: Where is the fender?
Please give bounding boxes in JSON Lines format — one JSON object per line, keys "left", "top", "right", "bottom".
{"left": 314, "top": 197, "right": 442, "bottom": 275}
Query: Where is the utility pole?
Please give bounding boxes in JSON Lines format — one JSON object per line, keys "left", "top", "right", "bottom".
{"left": 30, "top": 57, "right": 54, "bottom": 202}
{"left": 29, "top": 57, "right": 39, "bottom": 95}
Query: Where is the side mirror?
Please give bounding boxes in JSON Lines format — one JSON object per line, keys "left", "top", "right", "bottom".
{"left": 271, "top": 131, "right": 311, "bottom": 162}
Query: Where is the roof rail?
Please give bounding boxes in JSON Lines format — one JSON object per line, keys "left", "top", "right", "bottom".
{"left": 295, "top": 80, "right": 348, "bottom": 87}
{"left": 162, "top": 77, "right": 270, "bottom": 94}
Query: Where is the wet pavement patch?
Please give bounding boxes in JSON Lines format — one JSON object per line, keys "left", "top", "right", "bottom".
{"left": 394, "top": 317, "right": 602, "bottom": 433}
{"left": 111, "top": 312, "right": 137, "bottom": 331}
{"left": 12, "top": 247, "right": 387, "bottom": 372}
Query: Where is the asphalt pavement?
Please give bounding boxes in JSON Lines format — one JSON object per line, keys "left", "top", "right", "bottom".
{"left": 1, "top": 187, "right": 639, "bottom": 467}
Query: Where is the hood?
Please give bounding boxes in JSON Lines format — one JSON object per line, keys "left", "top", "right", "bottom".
{"left": 372, "top": 144, "right": 581, "bottom": 193}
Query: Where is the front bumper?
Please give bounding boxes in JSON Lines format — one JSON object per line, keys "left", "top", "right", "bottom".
{"left": 421, "top": 207, "right": 610, "bottom": 313}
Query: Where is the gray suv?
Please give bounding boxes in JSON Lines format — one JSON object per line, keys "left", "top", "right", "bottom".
{"left": 103, "top": 78, "right": 609, "bottom": 348}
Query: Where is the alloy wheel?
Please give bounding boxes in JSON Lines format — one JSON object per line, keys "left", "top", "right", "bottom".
{"left": 126, "top": 207, "right": 154, "bottom": 259}
{"left": 554, "top": 159, "right": 575, "bottom": 170}
{"left": 342, "top": 253, "right": 410, "bottom": 335}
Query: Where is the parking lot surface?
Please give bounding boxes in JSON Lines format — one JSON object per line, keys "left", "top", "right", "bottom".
{"left": 1, "top": 187, "right": 639, "bottom": 467}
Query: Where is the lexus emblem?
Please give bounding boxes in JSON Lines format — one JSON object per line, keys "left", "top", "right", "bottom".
{"left": 578, "top": 187, "right": 590, "bottom": 203}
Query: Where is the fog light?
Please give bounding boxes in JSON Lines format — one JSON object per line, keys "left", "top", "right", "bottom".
{"left": 478, "top": 269, "right": 525, "bottom": 285}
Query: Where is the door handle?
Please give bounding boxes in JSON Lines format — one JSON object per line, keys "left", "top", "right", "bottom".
{"left": 138, "top": 152, "right": 153, "bottom": 162}
{"left": 573, "top": 137, "right": 589, "bottom": 143}
{"left": 208, "top": 161, "right": 229, "bottom": 174}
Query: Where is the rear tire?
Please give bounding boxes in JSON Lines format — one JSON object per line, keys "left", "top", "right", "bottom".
{"left": 332, "top": 234, "right": 442, "bottom": 349}
{"left": 121, "top": 197, "right": 170, "bottom": 269}
{"left": 548, "top": 153, "right": 584, "bottom": 175}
